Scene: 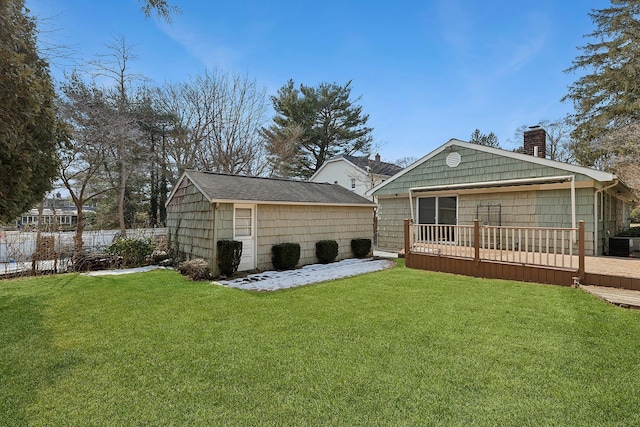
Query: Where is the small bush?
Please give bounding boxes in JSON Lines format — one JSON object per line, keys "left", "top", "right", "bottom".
{"left": 106, "top": 237, "right": 155, "bottom": 268}
{"left": 316, "top": 240, "right": 338, "bottom": 264}
{"left": 351, "top": 238, "right": 372, "bottom": 258}
{"left": 217, "top": 240, "right": 243, "bottom": 276}
{"left": 178, "top": 259, "right": 211, "bottom": 281}
{"left": 272, "top": 243, "right": 300, "bottom": 270}
{"left": 616, "top": 227, "right": 640, "bottom": 237}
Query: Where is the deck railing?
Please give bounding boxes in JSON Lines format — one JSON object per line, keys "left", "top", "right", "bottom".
{"left": 405, "top": 219, "right": 585, "bottom": 274}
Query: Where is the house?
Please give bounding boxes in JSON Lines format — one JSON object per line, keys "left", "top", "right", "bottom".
{"left": 165, "top": 171, "right": 376, "bottom": 275}
{"left": 367, "top": 127, "right": 637, "bottom": 256}
{"left": 16, "top": 196, "right": 97, "bottom": 231}
{"left": 309, "top": 153, "right": 402, "bottom": 201}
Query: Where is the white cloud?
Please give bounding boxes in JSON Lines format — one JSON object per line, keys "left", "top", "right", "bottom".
{"left": 155, "top": 18, "right": 240, "bottom": 72}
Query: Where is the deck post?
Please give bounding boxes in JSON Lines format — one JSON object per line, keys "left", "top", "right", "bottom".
{"left": 578, "top": 220, "right": 585, "bottom": 279}
{"left": 474, "top": 219, "right": 480, "bottom": 266}
{"left": 404, "top": 219, "right": 412, "bottom": 262}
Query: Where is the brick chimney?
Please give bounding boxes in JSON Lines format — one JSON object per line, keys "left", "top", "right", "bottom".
{"left": 523, "top": 126, "right": 546, "bottom": 158}
{"left": 375, "top": 153, "right": 381, "bottom": 162}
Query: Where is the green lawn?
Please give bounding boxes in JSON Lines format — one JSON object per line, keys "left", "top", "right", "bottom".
{"left": 2, "top": 261, "right": 639, "bottom": 426}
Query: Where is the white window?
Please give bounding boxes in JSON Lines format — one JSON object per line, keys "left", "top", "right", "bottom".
{"left": 350, "top": 178, "right": 356, "bottom": 189}
{"left": 234, "top": 208, "right": 252, "bottom": 237}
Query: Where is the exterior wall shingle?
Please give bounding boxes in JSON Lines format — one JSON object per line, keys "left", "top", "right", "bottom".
{"left": 256, "top": 205, "right": 374, "bottom": 269}
{"left": 166, "top": 179, "right": 214, "bottom": 264}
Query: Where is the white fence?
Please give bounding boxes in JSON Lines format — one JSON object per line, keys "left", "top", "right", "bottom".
{"left": 410, "top": 223, "right": 581, "bottom": 270}
{"left": 0, "top": 228, "right": 168, "bottom": 276}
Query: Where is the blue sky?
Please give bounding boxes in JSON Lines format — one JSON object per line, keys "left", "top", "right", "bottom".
{"left": 28, "top": 0, "right": 610, "bottom": 163}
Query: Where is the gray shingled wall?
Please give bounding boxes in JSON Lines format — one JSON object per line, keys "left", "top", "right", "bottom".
{"left": 256, "top": 204, "right": 374, "bottom": 269}
{"left": 166, "top": 178, "right": 215, "bottom": 265}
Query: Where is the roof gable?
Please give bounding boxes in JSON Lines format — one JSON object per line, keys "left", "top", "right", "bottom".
{"left": 369, "top": 139, "right": 621, "bottom": 196}
{"left": 309, "top": 155, "right": 402, "bottom": 182}
{"left": 167, "top": 171, "right": 376, "bottom": 206}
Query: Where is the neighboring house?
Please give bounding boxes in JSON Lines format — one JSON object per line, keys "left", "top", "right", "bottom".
{"left": 309, "top": 153, "right": 403, "bottom": 201}
{"left": 367, "top": 128, "right": 637, "bottom": 256}
{"left": 166, "top": 171, "right": 376, "bottom": 275}
{"left": 16, "top": 197, "right": 96, "bottom": 230}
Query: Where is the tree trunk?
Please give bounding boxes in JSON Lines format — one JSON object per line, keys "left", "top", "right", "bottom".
{"left": 73, "top": 208, "right": 85, "bottom": 265}
{"left": 118, "top": 139, "right": 127, "bottom": 237}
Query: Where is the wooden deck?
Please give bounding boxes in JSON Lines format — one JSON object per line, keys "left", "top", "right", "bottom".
{"left": 404, "top": 219, "right": 640, "bottom": 292}
{"left": 581, "top": 285, "right": 640, "bottom": 309}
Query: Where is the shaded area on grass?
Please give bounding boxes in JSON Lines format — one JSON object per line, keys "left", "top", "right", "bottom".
{"left": 1, "top": 264, "right": 640, "bottom": 425}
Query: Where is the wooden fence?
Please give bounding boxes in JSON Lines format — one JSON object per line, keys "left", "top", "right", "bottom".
{"left": 404, "top": 219, "right": 585, "bottom": 287}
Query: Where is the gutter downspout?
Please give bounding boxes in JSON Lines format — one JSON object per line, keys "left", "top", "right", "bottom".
{"left": 409, "top": 190, "right": 415, "bottom": 222}
{"left": 594, "top": 179, "right": 619, "bottom": 256}
{"left": 570, "top": 176, "right": 576, "bottom": 242}
{"left": 211, "top": 202, "right": 218, "bottom": 276}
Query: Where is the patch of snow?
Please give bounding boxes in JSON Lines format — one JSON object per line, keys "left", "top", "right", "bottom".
{"left": 215, "top": 257, "right": 396, "bottom": 291}
{"left": 83, "top": 265, "right": 168, "bottom": 276}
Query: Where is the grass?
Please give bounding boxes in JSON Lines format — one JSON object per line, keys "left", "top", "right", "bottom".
{"left": 2, "top": 260, "right": 640, "bottom": 425}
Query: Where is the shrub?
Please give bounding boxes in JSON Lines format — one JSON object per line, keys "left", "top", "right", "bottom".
{"left": 178, "top": 259, "right": 211, "bottom": 281}
{"left": 217, "top": 240, "right": 243, "bottom": 276}
{"left": 631, "top": 206, "right": 640, "bottom": 224}
{"left": 616, "top": 227, "right": 640, "bottom": 237}
{"left": 272, "top": 243, "right": 300, "bottom": 270}
{"left": 106, "top": 237, "right": 155, "bottom": 268}
{"left": 316, "top": 240, "right": 338, "bottom": 264}
{"left": 351, "top": 238, "right": 372, "bottom": 258}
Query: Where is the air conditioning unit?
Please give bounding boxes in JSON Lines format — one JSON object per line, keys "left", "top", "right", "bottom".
{"left": 609, "top": 236, "right": 640, "bottom": 257}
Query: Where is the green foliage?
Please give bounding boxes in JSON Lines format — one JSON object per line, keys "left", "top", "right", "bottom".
{"left": 316, "top": 240, "right": 338, "bottom": 264}
{"left": 177, "top": 259, "right": 210, "bottom": 281}
{"left": 564, "top": 1, "right": 640, "bottom": 167}
{"left": 351, "top": 238, "right": 372, "bottom": 258}
{"left": 0, "top": 0, "right": 66, "bottom": 223}
{"left": 631, "top": 206, "right": 640, "bottom": 224}
{"left": 106, "top": 237, "right": 155, "bottom": 267}
{"left": 615, "top": 227, "right": 640, "bottom": 237}
{"left": 469, "top": 129, "right": 500, "bottom": 148}
{"left": 271, "top": 243, "right": 300, "bottom": 270}
{"left": 138, "top": 0, "right": 181, "bottom": 21}
{"left": 216, "top": 240, "right": 242, "bottom": 276}
{"left": 265, "top": 79, "right": 373, "bottom": 178}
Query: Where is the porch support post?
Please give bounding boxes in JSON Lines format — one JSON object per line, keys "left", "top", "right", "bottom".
{"left": 578, "top": 220, "right": 585, "bottom": 279}
{"left": 404, "top": 219, "right": 412, "bottom": 262}
{"left": 474, "top": 219, "right": 480, "bottom": 266}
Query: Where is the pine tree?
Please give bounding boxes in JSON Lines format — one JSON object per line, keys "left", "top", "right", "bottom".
{"left": 564, "top": 0, "right": 640, "bottom": 168}
{"left": 265, "top": 80, "right": 373, "bottom": 179}
{"left": 469, "top": 129, "right": 500, "bottom": 148}
{"left": 0, "top": 0, "right": 65, "bottom": 223}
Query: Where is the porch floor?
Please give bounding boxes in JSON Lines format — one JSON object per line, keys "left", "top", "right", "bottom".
{"left": 584, "top": 255, "right": 640, "bottom": 279}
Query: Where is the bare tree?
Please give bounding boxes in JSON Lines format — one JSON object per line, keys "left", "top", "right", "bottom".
{"left": 509, "top": 119, "right": 575, "bottom": 163}
{"left": 393, "top": 156, "right": 417, "bottom": 168}
{"left": 90, "top": 36, "right": 145, "bottom": 236}
{"left": 262, "top": 124, "right": 305, "bottom": 177}
{"left": 157, "top": 69, "right": 269, "bottom": 176}
{"left": 58, "top": 73, "right": 128, "bottom": 259}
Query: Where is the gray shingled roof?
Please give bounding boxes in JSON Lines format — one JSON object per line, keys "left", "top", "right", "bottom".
{"left": 343, "top": 155, "right": 403, "bottom": 176}
{"left": 183, "top": 170, "right": 376, "bottom": 205}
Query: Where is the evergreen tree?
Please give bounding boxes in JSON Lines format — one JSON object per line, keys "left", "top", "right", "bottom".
{"left": 265, "top": 80, "right": 373, "bottom": 179}
{"left": 469, "top": 129, "right": 500, "bottom": 148}
{"left": 0, "top": 0, "right": 65, "bottom": 223}
{"left": 564, "top": 0, "right": 640, "bottom": 168}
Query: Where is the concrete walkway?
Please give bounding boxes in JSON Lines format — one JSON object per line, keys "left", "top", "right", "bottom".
{"left": 581, "top": 285, "right": 640, "bottom": 309}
